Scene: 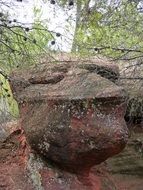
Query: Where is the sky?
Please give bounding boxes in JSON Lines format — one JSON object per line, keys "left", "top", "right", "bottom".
{"left": 2, "top": 0, "right": 76, "bottom": 51}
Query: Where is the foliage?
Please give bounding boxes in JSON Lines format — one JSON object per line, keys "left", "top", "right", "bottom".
{"left": 0, "top": 0, "right": 54, "bottom": 120}
{"left": 0, "top": 74, "right": 19, "bottom": 119}
{"left": 0, "top": 13, "right": 53, "bottom": 72}
{"left": 66, "top": 0, "right": 143, "bottom": 60}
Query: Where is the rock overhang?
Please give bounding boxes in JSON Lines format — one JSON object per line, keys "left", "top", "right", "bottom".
{"left": 10, "top": 72, "right": 126, "bottom": 102}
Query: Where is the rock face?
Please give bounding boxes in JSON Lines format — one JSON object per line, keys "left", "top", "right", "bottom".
{"left": 106, "top": 125, "right": 143, "bottom": 190}
{"left": 0, "top": 122, "right": 141, "bottom": 190}
{"left": 0, "top": 122, "right": 34, "bottom": 190}
{"left": 10, "top": 56, "right": 128, "bottom": 179}
{"left": 0, "top": 123, "right": 118, "bottom": 190}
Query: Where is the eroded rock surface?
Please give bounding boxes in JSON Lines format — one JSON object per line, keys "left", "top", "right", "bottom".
{"left": 106, "top": 124, "right": 143, "bottom": 190}
{"left": 0, "top": 122, "right": 142, "bottom": 190}
{"left": 9, "top": 56, "right": 128, "bottom": 189}
{"left": 0, "top": 123, "right": 118, "bottom": 190}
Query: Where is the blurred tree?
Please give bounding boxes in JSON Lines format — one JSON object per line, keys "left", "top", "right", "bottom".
{"left": 57, "top": 0, "right": 143, "bottom": 61}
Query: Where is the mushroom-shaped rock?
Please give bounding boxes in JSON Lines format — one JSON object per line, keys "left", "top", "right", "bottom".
{"left": 10, "top": 57, "right": 128, "bottom": 174}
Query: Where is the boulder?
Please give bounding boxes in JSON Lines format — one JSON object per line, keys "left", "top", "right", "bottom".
{"left": 9, "top": 56, "right": 128, "bottom": 176}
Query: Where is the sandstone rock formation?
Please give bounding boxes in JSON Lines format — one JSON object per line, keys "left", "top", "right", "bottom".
{"left": 106, "top": 127, "right": 143, "bottom": 190}
{"left": 0, "top": 122, "right": 117, "bottom": 190}
{"left": 0, "top": 121, "right": 142, "bottom": 190}
{"left": 8, "top": 56, "right": 129, "bottom": 189}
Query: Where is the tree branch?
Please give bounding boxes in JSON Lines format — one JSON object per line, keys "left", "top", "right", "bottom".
{"left": 0, "top": 69, "right": 9, "bottom": 80}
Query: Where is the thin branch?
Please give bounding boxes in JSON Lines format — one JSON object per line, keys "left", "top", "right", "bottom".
{"left": 0, "top": 39, "right": 20, "bottom": 53}
{"left": 89, "top": 46, "right": 143, "bottom": 53}
{"left": 113, "top": 55, "right": 143, "bottom": 61}
{"left": 0, "top": 69, "right": 9, "bottom": 80}
{"left": 119, "top": 77, "right": 143, "bottom": 80}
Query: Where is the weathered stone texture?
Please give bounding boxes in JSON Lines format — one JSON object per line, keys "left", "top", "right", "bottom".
{"left": 7, "top": 56, "right": 129, "bottom": 189}
{"left": 10, "top": 57, "right": 128, "bottom": 172}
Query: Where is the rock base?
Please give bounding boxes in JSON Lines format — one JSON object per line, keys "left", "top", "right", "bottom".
{"left": 0, "top": 122, "right": 117, "bottom": 190}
